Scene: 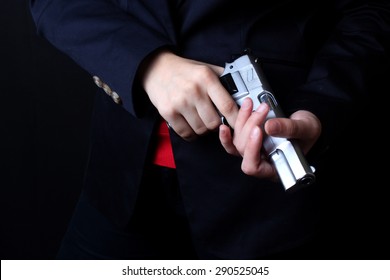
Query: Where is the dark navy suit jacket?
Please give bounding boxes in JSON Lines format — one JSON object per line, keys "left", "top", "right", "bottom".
{"left": 30, "top": 0, "right": 390, "bottom": 258}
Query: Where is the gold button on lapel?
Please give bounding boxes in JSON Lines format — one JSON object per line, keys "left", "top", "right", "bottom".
{"left": 92, "top": 75, "right": 103, "bottom": 87}
{"left": 92, "top": 76, "right": 122, "bottom": 105}
{"left": 111, "top": 91, "right": 122, "bottom": 105}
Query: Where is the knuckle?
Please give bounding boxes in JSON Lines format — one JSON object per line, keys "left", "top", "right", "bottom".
{"left": 205, "top": 118, "right": 221, "bottom": 130}
{"left": 241, "top": 163, "right": 256, "bottom": 176}
{"left": 219, "top": 99, "right": 237, "bottom": 114}
{"left": 194, "top": 126, "right": 208, "bottom": 135}
{"left": 182, "top": 81, "right": 199, "bottom": 94}
{"left": 196, "top": 65, "right": 215, "bottom": 80}
{"left": 159, "top": 107, "right": 176, "bottom": 120}
{"left": 179, "top": 130, "right": 194, "bottom": 141}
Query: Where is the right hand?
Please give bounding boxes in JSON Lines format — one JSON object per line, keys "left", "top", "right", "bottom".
{"left": 140, "top": 50, "right": 239, "bottom": 141}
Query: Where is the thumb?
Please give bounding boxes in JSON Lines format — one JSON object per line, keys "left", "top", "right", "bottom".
{"left": 264, "top": 118, "right": 299, "bottom": 139}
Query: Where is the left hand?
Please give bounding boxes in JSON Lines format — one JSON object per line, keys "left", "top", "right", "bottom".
{"left": 219, "top": 97, "right": 322, "bottom": 180}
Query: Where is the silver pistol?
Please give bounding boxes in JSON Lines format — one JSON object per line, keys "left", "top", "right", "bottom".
{"left": 220, "top": 52, "right": 315, "bottom": 191}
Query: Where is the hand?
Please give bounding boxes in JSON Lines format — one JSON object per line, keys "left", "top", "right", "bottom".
{"left": 219, "top": 98, "right": 321, "bottom": 180}
{"left": 140, "top": 50, "right": 239, "bottom": 141}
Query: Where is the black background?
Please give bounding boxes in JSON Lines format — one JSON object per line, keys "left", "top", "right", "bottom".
{"left": 1, "top": 0, "right": 389, "bottom": 260}
{"left": 1, "top": 0, "right": 95, "bottom": 259}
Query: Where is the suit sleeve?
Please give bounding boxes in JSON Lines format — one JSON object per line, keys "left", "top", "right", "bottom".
{"left": 29, "top": 0, "right": 177, "bottom": 116}
{"left": 285, "top": 0, "right": 390, "bottom": 155}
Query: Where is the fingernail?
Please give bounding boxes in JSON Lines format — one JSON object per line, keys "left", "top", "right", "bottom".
{"left": 267, "top": 120, "right": 280, "bottom": 134}
{"left": 241, "top": 98, "right": 251, "bottom": 109}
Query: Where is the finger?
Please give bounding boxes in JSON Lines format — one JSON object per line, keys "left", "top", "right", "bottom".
{"left": 265, "top": 118, "right": 295, "bottom": 138}
{"left": 180, "top": 107, "right": 209, "bottom": 135}
{"left": 207, "top": 64, "right": 225, "bottom": 76}
{"left": 265, "top": 112, "right": 319, "bottom": 140}
{"left": 234, "top": 98, "right": 254, "bottom": 134}
{"left": 195, "top": 99, "right": 223, "bottom": 131}
{"left": 264, "top": 111, "right": 322, "bottom": 155}
{"left": 166, "top": 115, "right": 197, "bottom": 141}
{"left": 219, "top": 124, "right": 240, "bottom": 156}
{"left": 290, "top": 111, "right": 322, "bottom": 141}
{"left": 207, "top": 79, "right": 239, "bottom": 128}
{"left": 241, "top": 126, "right": 275, "bottom": 178}
{"left": 179, "top": 102, "right": 220, "bottom": 136}
{"left": 233, "top": 102, "right": 269, "bottom": 152}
